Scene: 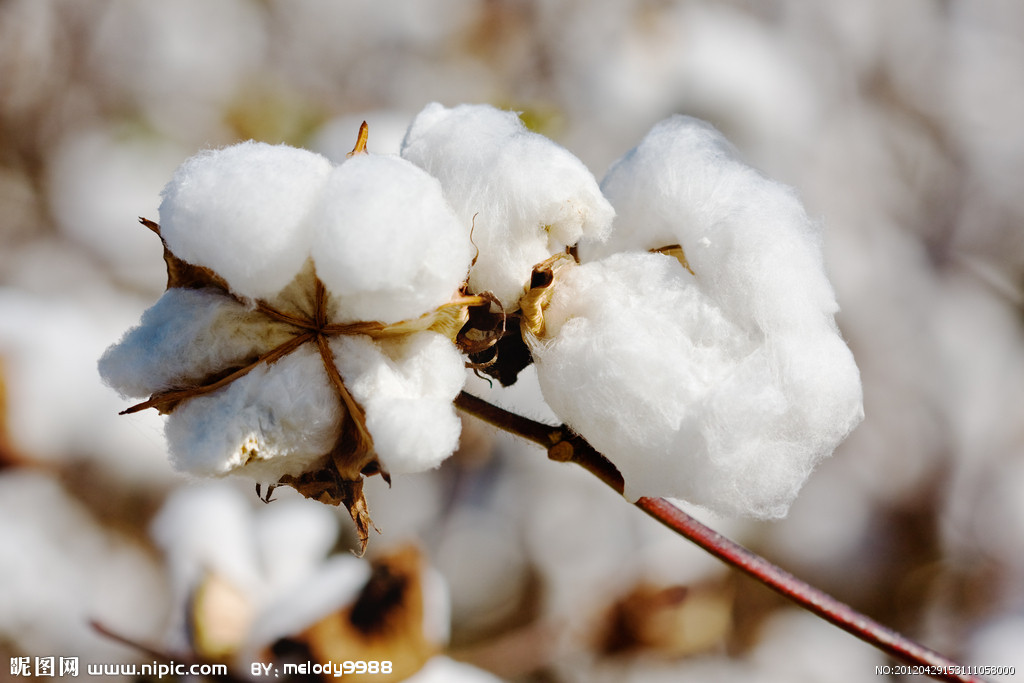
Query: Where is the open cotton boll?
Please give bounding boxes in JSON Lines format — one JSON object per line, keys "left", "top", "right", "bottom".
{"left": 240, "top": 555, "right": 371, "bottom": 663}
{"left": 150, "top": 482, "right": 262, "bottom": 597}
{"left": 98, "top": 288, "right": 296, "bottom": 399}
{"left": 158, "top": 141, "right": 332, "bottom": 301}
{"left": 311, "top": 153, "right": 472, "bottom": 323}
{"left": 331, "top": 331, "right": 465, "bottom": 475}
{"left": 531, "top": 252, "right": 862, "bottom": 518}
{"left": 401, "top": 102, "right": 614, "bottom": 307}
{"left": 165, "top": 344, "right": 342, "bottom": 481}
{"left": 582, "top": 115, "right": 838, "bottom": 331}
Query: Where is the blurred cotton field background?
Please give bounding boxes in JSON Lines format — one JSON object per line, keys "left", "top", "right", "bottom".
{"left": 1, "top": 1, "right": 1023, "bottom": 681}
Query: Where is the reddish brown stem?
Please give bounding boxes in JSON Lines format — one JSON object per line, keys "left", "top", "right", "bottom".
{"left": 454, "top": 391, "right": 988, "bottom": 683}
{"left": 635, "top": 497, "right": 985, "bottom": 683}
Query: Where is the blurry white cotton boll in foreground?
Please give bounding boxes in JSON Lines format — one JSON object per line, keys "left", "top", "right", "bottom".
{"left": 532, "top": 116, "right": 863, "bottom": 517}
{"left": 401, "top": 102, "right": 614, "bottom": 308}
{"left": 0, "top": 287, "right": 171, "bottom": 485}
{"left": 0, "top": 471, "right": 165, "bottom": 660}
{"left": 151, "top": 484, "right": 457, "bottom": 675}
{"left": 88, "top": 0, "right": 266, "bottom": 139}
{"left": 150, "top": 481, "right": 369, "bottom": 659}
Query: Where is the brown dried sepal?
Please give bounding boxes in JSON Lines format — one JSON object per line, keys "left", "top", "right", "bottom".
{"left": 280, "top": 472, "right": 378, "bottom": 557}
{"left": 597, "top": 581, "right": 733, "bottom": 658}
{"left": 518, "top": 251, "right": 575, "bottom": 338}
{"left": 140, "top": 218, "right": 231, "bottom": 293}
{"left": 456, "top": 292, "right": 504, "bottom": 357}
{"left": 651, "top": 243, "right": 696, "bottom": 276}
{"left": 347, "top": 121, "right": 370, "bottom": 157}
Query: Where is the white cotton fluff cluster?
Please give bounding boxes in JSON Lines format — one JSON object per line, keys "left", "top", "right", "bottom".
{"left": 100, "top": 140, "right": 474, "bottom": 481}
{"left": 401, "top": 102, "right": 615, "bottom": 308}
{"left": 150, "top": 482, "right": 370, "bottom": 658}
{"left": 531, "top": 116, "right": 863, "bottom": 517}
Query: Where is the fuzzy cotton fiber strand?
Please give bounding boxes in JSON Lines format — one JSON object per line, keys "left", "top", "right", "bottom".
{"left": 533, "top": 116, "right": 863, "bottom": 518}
{"left": 401, "top": 102, "right": 614, "bottom": 308}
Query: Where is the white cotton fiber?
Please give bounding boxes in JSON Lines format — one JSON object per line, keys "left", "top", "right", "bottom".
{"left": 535, "top": 115, "right": 863, "bottom": 516}
{"left": 331, "top": 331, "right": 466, "bottom": 475}
{"left": 311, "top": 153, "right": 472, "bottom": 323}
{"left": 158, "top": 141, "right": 332, "bottom": 301}
{"left": 401, "top": 102, "right": 614, "bottom": 308}
{"left": 165, "top": 344, "right": 342, "bottom": 481}
{"left": 98, "top": 288, "right": 296, "bottom": 399}
{"left": 150, "top": 482, "right": 263, "bottom": 606}
{"left": 582, "top": 115, "right": 838, "bottom": 332}
{"left": 532, "top": 250, "right": 862, "bottom": 518}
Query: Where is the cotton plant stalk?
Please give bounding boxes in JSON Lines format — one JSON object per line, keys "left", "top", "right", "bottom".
{"left": 101, "top": 104, "right": 860, "bottom": 547}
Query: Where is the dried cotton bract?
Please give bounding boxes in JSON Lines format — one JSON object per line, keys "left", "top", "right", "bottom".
{"left": 529, "top": 116, "right": 864, "bottom": 518}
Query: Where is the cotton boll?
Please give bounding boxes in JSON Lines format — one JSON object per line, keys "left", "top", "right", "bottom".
{"left": 98, "top": 288, "right": 296, "bottom": 399}
{"left": 0, "top": 472, "right": 166, "bottom": 660}
{"left": 331, "top": 331, "right": 465, "bottom": 475}
{"left": 311, "top": 153, "right": 472, "bottom": 323}
{"left": 401, "top": 102, "right": 614, "bottom": 307}
{"left": 159, "top": 141, "right": 332, "bottom": 301}
{"left": 241, "top": 504, "right": 370, "bottom": 660}
{"left": 532, "top": 252, "right": 861, "bottom": 517}
{"left": 150, "top": 482, "right": 262, "bottom": 596}
{"left": 240, "top": 555, "right": 370, "bottom": 663}
{"left": 150, "top": 482, "right": 262, "bottom": 651}
{"left": 254, "top": 498, "right": 341, "bottom": 593}
{"left": 165, "top": 344, "right": 341, "bottom": 480}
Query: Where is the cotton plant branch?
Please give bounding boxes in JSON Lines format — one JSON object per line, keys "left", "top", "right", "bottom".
{"left": 453, "top": 391, "right": 987, "bottom": 683}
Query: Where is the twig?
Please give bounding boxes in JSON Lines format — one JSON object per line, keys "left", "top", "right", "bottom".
{"left": 454, "top": 391, "right": 988, "bottom": 683}
{"left": 89, "top": 620, "right": 254, "bottom": 683}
